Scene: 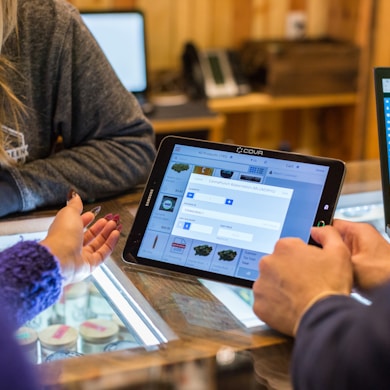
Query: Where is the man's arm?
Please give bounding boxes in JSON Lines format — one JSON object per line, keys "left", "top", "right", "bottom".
{"left": 293, "top": 285, "right": 390, "bottom": 390}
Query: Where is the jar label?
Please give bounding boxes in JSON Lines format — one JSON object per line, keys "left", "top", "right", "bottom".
{"left": 53, "top": 325, "right": 71, "bottom": 339}
{"left": 83, "top": 321, "right": 107, "bottom": 332}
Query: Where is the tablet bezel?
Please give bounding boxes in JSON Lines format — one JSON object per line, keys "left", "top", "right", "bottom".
{"left": 122, "top": 136, "right": 346, "bottom": 288}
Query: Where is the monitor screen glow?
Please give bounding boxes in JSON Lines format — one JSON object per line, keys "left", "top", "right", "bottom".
{"left": 81, "top": 12, "right": 147, "bottom": 93}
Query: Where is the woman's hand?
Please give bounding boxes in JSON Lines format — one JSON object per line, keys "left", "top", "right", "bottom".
{"left": 39, "top": 192, "right": 120, "bottom": 285}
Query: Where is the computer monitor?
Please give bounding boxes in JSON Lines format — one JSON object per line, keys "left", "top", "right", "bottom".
{"left": 81, "top": 10, "right": 148, "bottom": 95}
{"left": 374, "top": 67, "right": 390, "bottom": 237}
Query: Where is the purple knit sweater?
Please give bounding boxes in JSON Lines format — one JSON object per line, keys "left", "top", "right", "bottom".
{"left": 0, "top": 240, "right": 63, "bottom": 328}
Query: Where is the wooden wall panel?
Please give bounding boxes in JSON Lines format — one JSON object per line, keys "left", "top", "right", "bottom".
{"left": 290, "top": 0, "right": 306, "bottom": 10}
{"left": 70, "top": 0, "right": 111, "bottom": 9}
{"left": 68, "top": 0, "right": 374, "bottom": 159}
{"left": 327, "top": 0, "right": 360, "bottom": 42}
{"left": 306, "top": 0, "right": 330, "bottom": 37}
{"left": 190, "top": 0, "right": 214, "bottom": 48}
{"left": 268, "top": 0, "right": 290, "bottom": 38}
{"left": 138, "top": 0, "right": 331, "bottom": 72}
{"left": 231, "top": 0, "right": 252, "bottom": 47}
{"left": 250, "top": 0, "right": 288, "bottom": 39}
{"left": 137, "top": 0, "right": 175, "bottom": 70}
{"left": 69, "top": 0, "right": 136, "bottom": 10}
{"left": 70, "top": 0, "right": 335, "bottom": 72}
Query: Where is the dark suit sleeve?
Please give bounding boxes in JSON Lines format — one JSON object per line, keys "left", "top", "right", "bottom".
{"left": 292, "top": 283, "right": 390, "bottom": 390}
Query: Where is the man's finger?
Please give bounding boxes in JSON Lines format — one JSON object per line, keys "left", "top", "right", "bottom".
{"left": 310, "top": 225, "right": 344, "bottom": 249}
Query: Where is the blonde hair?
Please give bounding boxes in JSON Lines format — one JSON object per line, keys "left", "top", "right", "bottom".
{"left": 0, "top": 0, "right": 23, "bottom": 167}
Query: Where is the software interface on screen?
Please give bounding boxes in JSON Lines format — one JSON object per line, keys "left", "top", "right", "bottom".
{"left": 137, "top": 144, "right": 330, "bottom": 282}
{"left": 381, "top": 78, "right": 390, "bottom": 181}
{"left": 81, "top": 12, "right": 147, "bottom": 92}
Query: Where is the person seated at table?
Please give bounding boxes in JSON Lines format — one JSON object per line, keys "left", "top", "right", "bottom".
{"left": 0, "top": 0, "right": 155, "bottom": 218}
{"left": 0, "top": 191, "right": 121, "bottom": 389}
{"left": 253, "top": 219, "right": 390, "bottom": 389}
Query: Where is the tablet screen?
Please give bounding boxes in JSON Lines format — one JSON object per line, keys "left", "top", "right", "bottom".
{"left": 123, "top": 136, "right": 345, "bottom": 287}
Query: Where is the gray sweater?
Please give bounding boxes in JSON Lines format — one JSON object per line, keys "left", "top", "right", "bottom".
{"left": 0, "top": 0, "right": 156, "bottom": 217}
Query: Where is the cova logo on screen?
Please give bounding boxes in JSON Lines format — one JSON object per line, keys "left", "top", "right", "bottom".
{"left": 236, "top": 146, "right": 263, "bottom": 156}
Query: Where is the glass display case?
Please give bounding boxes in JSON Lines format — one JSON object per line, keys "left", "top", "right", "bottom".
{"left": 0, "top": 220, "right": 262, "bottom": 365}
{"left": 16, "top": 276, "right": 159, "bottom": 364}
{"left": 7, "top": 258, "right": 177, "bottom": 363}
{"left": 13, "top": 263, "right": 264, "bottom": 364}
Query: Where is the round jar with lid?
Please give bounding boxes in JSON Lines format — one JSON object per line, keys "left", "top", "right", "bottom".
{"left": 79, "top": 318, "right": 119, "bottom": 354}
{"left": 38, "top": 324, "right": 78, "bottom": 361}
{"left": 15, "top": 326, "right": 38, "bottom": 364}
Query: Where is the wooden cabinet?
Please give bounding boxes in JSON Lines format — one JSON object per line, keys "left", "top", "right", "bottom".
{"left": 69, "top": 0, "right": 377, "bottom": 161}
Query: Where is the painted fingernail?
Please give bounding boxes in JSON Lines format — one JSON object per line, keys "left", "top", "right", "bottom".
{"left": 67, "top": 189, "right": 77, "bottom": 202}
{"left": 104, "top": 213, "right": 113, "bottom": 221}
{"left": 116, "top": 224, "right": 123, "bottom": 232}
{"left": 89, "top": 206, "right": 101, "bottom": 217}
{"left": 112, "top": 214, "right": 120, "bottom": 223}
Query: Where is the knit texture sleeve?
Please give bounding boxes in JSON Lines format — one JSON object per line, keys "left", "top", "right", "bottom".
{"left": 0, "top": 241, "right": 63, "bottom": 328}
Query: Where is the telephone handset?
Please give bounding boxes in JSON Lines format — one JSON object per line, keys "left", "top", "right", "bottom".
{"left": 182, "top": 42, "right": 250, "bottom": 99}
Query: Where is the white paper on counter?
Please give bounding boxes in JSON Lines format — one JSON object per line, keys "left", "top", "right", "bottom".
{"left": 0, "top": 217, "right": 53, "bottom": 250}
